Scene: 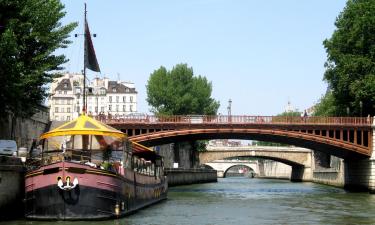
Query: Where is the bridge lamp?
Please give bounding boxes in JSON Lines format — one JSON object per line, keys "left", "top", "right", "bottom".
{"left": 360, "top": 101, "right": 363, "bottom": 117}
{"left": 346, "top": 107, "right": 350, "bottom": 116}
{"left": 227, "top": 99, "right": 232, "bottom": 116}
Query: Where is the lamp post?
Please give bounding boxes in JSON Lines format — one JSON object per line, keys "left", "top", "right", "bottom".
{"left": 360, "top": 101, "right": 363, "bottom": 117}
{"left": 227, "top": 99, "right": 232, "bottom": 122}
{"left": 346, "top": 107, "right": 350, "bottom": 117}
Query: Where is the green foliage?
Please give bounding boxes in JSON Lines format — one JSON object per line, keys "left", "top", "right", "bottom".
{"left": 323, "top": 0, "right": 375, "bottom": 116}
{"left": 0, "top": 0, "right": 77, "bottom": 118}
{"left": 313, "top": 91, "right": 338, "bottom": 116}
{"left": 277, "top": 111, "right": 302, "bottom": 117}
{"left": 194, "top": 140, "right": 208, "bottom": 152}
{"left": 252, "top": 141, "right": 289, "bottom": 147}
{"left": 146, "top": 64, "right": 220, "bottom": 115}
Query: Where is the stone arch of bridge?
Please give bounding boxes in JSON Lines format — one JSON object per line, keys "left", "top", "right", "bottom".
{"left": 202, "top": 155, "right": 306, "bottom": 167}
{"left": 222, "top": 164, "right": 255, "bottom": 177}
{"left": 129, "top": 129, "right": 370, "bottom": 159}
{"left": 203, "top": 161, "right": 259, "bottom": 178}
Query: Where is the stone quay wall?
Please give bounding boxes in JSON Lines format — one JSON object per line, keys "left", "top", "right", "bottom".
{"left": 0, "top": 156, "right": 25, "bottom": 220}
{"left": 165, "top": 168, "right": 217, "bottom": 186}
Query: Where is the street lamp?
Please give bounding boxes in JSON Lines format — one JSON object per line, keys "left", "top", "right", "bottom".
{"left": 227, "top": 99, "right": 232, "bottom": 116}
{"left": 227, "top": 99, "right": 232, "bottom": 123}
{"left": 346, "top": 107, "right": 350, "bottom": 117}
{"left": 360, "top": 101, "right": 363, "bottom": 117}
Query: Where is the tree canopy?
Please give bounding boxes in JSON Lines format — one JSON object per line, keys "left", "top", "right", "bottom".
{"left": 323, "top": 0, "right": 375, "bottom": 116}
{"left": 146, "top": 64, "right": 220, "bottom": 115}
{"left": 0, "top": 0, "right": 76, "bottom": 118}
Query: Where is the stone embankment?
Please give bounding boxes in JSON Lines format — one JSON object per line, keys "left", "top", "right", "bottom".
{"left": 165, "top": 168, "right": 217, "bottom": 186}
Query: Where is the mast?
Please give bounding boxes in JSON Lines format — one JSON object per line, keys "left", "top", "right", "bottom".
{"left": 83, "top": 3, "right": 87, "bottom": 114}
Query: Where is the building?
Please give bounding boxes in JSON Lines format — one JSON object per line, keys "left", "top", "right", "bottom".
{"left": 49, "top": 73, "right": 137, "bottom": 121}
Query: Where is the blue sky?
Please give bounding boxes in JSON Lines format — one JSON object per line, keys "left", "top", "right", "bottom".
{"left": 58, "top": 0, "right": 347, "bottom": 115}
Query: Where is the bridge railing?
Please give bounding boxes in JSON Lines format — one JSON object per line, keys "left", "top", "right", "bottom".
{"left": 96, "top": 115, "right": 373, "bottom": 126}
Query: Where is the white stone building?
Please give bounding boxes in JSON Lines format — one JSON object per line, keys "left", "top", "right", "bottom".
{"left": 49, "top": 73, "right": 137, "bottom": 121}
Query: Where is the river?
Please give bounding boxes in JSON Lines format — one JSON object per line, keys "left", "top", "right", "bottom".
{"left": 3, "top": 177, "right": 375, "bottom": 225}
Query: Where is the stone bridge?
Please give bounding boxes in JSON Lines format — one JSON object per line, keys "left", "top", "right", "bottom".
{"left": 204, "top": 160, "right": 259, "bottom": 178}
{"left": 200, "top": 146, "right": 312, "bottom": 181}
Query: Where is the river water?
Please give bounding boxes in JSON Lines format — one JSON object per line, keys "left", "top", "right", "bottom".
{"left": 3, "top": 177, "right": 375, "bottom": 225}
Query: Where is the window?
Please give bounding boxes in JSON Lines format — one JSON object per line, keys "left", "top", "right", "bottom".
{"left": 55, "top": 116, "right": 59, "bottom": 120}
{"left": 116, "top": 96, "right": 119, "bottom": 103}
{"left": 123, "top": 96, "right": 126, "bottom": 102}
{"left": 112, "top": 88, "right": 116, "bottom": 92}
{"left": 64, "top": 83, "right": 68, "bottom": 88}
{"left": 61, "top": 108, "right": 65, "bottom": 113}
{"left": 67, "top": 99, "right": 71, "bottom": 105}
{"left": 76, "top": 106, "right": 80, "bottom": 113}
{"left": 130, "top": 96, "right": 133, "bottom": 102}
{"left": 55, "top": 107, "right": 59, "bottom": 113}
{"left": 109, "top": 105, "right": 112, "bottom": 111}
{"left": 101, "top": 107, "right": 105, "bottom": 112}
{"left": 130, "top": 105, "right": 133, "bottom": 112}
{"left": 109, "top": 96, "right": 112, "bottom": 103}
{"left": 64, "top": 91, "right": 67, "bottom": 95}
{"left": 58, "top": 91, "right": 62, "bottom": 94}
{"left": 67, "top": 107, "right": 70, "bottom": 113}
{"left": 116, "top": 105, "right": 119, "bottom": 112}
{"left": 100, "top": 89, "right": 105, "bottom": 95}
{"left": 95, "top": 106, "right": 98, "bottom": 113}
{"left": 67, "top": 116, "right": 71, "bottom": 121}
{"left": 123, "top": 105, "right": 126, "bottom": 112}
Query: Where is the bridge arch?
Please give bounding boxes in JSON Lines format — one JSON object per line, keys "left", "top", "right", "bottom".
{"left": 223, "top": 164, "right": 255, "bottom": 178}
{"left": 128, "top": 128, "right": 370, "bottom": 159}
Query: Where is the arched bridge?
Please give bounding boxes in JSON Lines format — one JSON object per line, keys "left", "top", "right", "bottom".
{"left": 199, "top": 146, "right": 312, "bottom": 166}
{"left": 98, "top": 115, "right": 374, "bottom": 159}
{"left": 204, "top": 160, "right": 259, "bottom": 178}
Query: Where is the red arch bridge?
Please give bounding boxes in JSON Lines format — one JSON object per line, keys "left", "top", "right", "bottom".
{"left": 98, "top": 115, "right": 375, "bottom": 192}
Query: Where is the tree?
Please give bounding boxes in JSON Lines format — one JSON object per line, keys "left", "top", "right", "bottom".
{"left": 323, "top": 0, "right": 375, "bottom": 116}
{"left": 313, "top": 91, "right": 338, "bottom": 116}
{"left": 0, "top": 0, "right": 77, "bottom": 119}
{"left": 146, "top": 64, "right": 220, "bottom": 115}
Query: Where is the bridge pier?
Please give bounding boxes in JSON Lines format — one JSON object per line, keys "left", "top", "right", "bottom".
{"left": 217, "top": 170, "right": 225, "bottom": 178}
{"left": 344, "top": 158, "right": 375, "bottom": 193}
{"left": 344, "top": 122, "right": 375, "bottom": 193}
{"left": 290, "top": 165, "right": 313, "bottom": 182}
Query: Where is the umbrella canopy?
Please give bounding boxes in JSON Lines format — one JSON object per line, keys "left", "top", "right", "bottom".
{"left": 40, "top": 114, "right": 126, "bottom": 139}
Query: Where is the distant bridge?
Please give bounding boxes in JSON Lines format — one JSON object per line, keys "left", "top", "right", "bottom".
{"left": 200, "top": 146, "right": 311, "bottom": 181}
{"left": 204, "top": 160, "right": 259, "bottom": 178}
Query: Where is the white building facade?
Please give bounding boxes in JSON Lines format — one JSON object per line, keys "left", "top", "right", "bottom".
{"left": 49, "top": 73, "right": 138, "bottom": 121}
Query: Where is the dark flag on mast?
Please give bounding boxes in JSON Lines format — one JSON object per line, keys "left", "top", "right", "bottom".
{"left": 84, "top": 18, "right": 100, "bottom": 72}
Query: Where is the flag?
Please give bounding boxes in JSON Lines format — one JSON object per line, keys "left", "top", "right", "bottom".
{"left": 84, "top": 18, "right": 100, "bottom": 72}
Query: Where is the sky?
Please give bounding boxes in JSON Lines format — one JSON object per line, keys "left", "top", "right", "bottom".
{"left": 58, "top": 0, "right": 347, "bottom": 116}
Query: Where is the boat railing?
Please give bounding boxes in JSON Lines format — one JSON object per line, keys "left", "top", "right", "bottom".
{"left": 26, "top": 149, "right": 124, "bottom": 172}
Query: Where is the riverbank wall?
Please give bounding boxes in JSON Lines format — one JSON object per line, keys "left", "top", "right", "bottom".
{"left": 165, "top": 168, "right": 217, "bottom": 186}
{"left": 0, "top": 156, "right": 25, "bottom": 220}
{"left": 0, "top": 106, "right": 49, "bottom": 150}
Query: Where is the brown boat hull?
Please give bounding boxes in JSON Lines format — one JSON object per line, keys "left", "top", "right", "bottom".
{"left": 25, "top": 162, "right": 167, "bottom": 220}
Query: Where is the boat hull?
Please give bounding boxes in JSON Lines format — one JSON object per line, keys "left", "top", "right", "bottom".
{"left": 25, "top": 162, "right": 167, "bottom": 220}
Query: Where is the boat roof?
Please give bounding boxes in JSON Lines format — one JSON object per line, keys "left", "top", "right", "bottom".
{"left": 40, "top": 114, "right": 126, "bottom": 139}
{"left": 132, "top": 142, "right": 160, "bottom": 160}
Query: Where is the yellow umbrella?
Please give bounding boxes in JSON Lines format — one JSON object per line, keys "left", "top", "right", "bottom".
{"left": 40, "top": 114, "right": 126, "bottom": 139}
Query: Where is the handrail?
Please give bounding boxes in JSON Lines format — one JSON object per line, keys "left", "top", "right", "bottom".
{"left": 95, "top": 115, "right": 374, "bottom": 126}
